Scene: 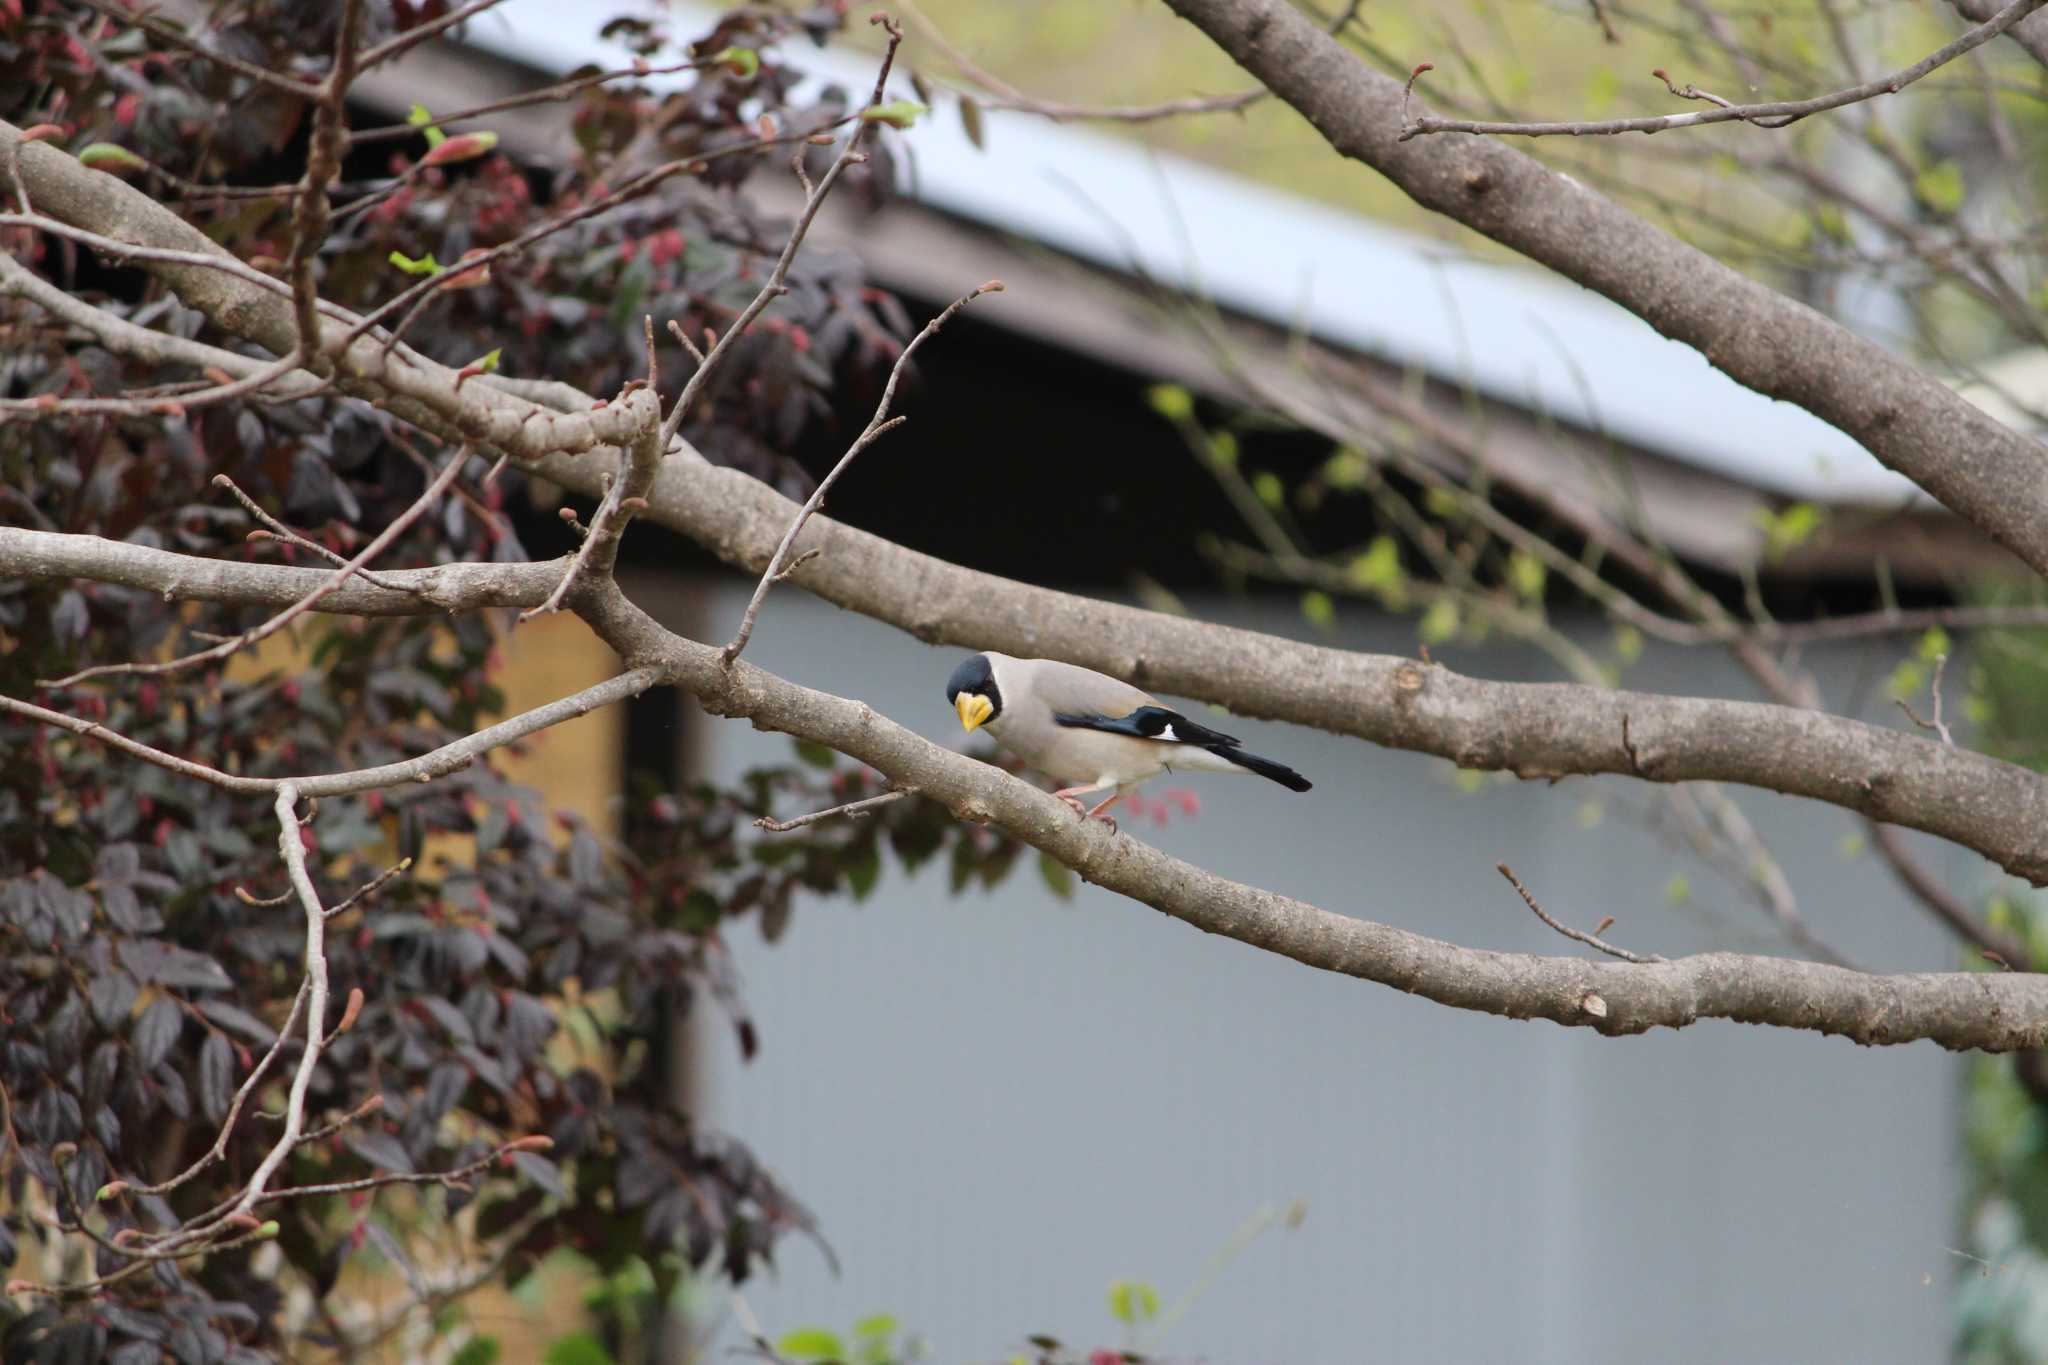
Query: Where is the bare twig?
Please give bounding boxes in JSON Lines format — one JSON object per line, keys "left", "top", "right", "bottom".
{"left": 0, "top": 668, "right": 661, "bottom": 799}
{"left": 284, "top": 0, "right": 364, "bottom": 362}
{"left": 655, "top": 14, "right": 909, "bottom": 456}
{"left": 71, "top": 0, "right": 324, "bottom": 99}
{"left": 325, "top": 857, "right": 415, "bottom": 919}
{"left": 235, "top": 786, "right": 331, "bottom": 1217}
{"left": 356, "top": 0, "right": 511, "bottom": 71}
{"left": 1400, "top": 0, "right": 2046, "bottom": 139}
{"left": 756, "top": 789, "right": 910, "bottom": 832}
{"left": 1497, "top": 863, "right": 1666, "bottom": 963}
{"left": 721, "top": 279, "right": 1002, "bottom": 665}
{"left": 897, "top": 0, "right": 1263, "bottom": 123}
{"left": 39, "top": 449, "right": 468, "bottom": 687}
{"left": 211, "top": 475, "right": 426, "bottom": 598}
{"left": 1896, "top": 653, "right": 1956, "bottom": 746}
{"left": 119, "top": 983, "right": 312, "bottom": 1200}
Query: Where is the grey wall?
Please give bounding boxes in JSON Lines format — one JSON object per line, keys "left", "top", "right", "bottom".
{"left": 661, "top": 580, "right": 1975, "bottom": 1364}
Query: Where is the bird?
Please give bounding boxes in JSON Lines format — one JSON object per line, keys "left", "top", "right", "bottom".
{"left": 944, "top": 651, "right": 1311, "bottom": 828}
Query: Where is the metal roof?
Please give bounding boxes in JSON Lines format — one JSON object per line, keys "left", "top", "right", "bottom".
{"left": 462, "top": 0, "right": 1926, "bottom": 507}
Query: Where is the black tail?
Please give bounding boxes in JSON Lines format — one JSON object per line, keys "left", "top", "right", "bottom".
{"left": 1212, "top": 745, "right": 1312, "bottom": 792}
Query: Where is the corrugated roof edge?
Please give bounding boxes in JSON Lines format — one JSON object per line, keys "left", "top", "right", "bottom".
{"left": 456, "top": 0, "right": 1930, "bottom": 507}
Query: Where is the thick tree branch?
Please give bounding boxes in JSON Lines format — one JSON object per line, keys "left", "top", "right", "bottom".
{"left": 1154, "top": 0, "right": 2048, "bottom": 584}
{"left": 10, "top": 523, "right": 2045, "bottom": 1046}
{"left": 571, "top": 578, "right": 2048, "bottom": 1052}
{"left": 0, "top": 527, "right": 559, "bottom": 615}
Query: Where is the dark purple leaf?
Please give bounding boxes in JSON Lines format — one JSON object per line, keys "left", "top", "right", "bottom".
{"left": 345, "top": 1129, "right": 416, "bottom": 1175}
{"left": 87, "top": 972, "right": 138, "bottom": 1031}
{"left": 508, "top": 1149, "right": 566, "bottom": 1200}
{"left": 131, "top": 996, "right": 183, "bottom": 1072}
{"left": 197, "top": 1031, "right": 234, "bottom": 1124}
{"left": 119, "top": 940, "right": 231, "bottom": 992}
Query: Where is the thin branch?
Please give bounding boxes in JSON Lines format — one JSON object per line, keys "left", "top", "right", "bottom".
{"left": 38, "top": 448, "right": 468, "bottom": 687}
{"left": 655, "top": 13, "right": 908, "bottom": 455}
{"left": 119, "top": 984, "right": 311, "bottom": 1200}
{"left": 755, "top": 789, "right": 910, "bottom": 832}
{"left": 210, "top": 475, "right": 427, "bottom": 598}
{"left": 1896, "top": 652, "right": 1956, "bottom": 746}
{"left": 1399, "top": 0, "right": 2047, "bottom": 139}
{"left": 235, "top": 786, "right": 330, "bottom": 1218}
{"left": 249, "top": 1137, "right": 553, "bottom": 1207}
{"left": 896, "top": 0, "right": 1263, "bottom": 123}
{"left": 70, "top": 0, "right": 324, "bottom": 100}
{"left": 1497, "top": 862, "right": 1666, "bottom": 964}
{"left": 348, "top": 56, "right": 713, "bottom": 144}
{"left": 324, "top": 856, "right": 414, "bottom": 919}
{"left": 285, "top": 0, "right": 364, "bottom": 361}
{"left": 0, "top": 667, "right": 662, "bottom": 799}
{"left": 355, "top": 0, "right": 511, "bottom": 71}
{"left": 721, "top": 279, "right": 1002, "bottom": 665}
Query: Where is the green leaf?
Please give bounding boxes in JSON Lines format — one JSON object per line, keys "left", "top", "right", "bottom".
{"left": 1917, "top": 626, "right": 1951, "bottom": 662}
{"left": 793, "top": 739, "right": 837, "bottom": 769}
{"left": 1038, "top": 850, "right": 1074, "bottom": 901}
{"left": 1838, "top": 832, "right": 1866, "bottom": 859}
{"left": 1251, "top": 470, "right": 1286, "bottom": 509}
{"left": 408, "top": 103, "right": 448, "bottom": 149}
{"left": 1754, "top": 501, "right": 1824, "bottom": 561}
{"left": 1887, "top": 658, "right": 1928, "bottom": 702}
{"left": 1145, "top": 383, "right": 1194, "bottom": 422}
{"left": 77, "top": 142, "right": 146, "bottom": 172}
{"left": 711, "top": 45, "right": 760, "bottom": 79}
{"left": 1322, "top": 448, "right": 1370, "bottom": 490}
{"left": 1206, "top": 430, "right": 1238, "bottom": 469}
{"left": 388, "top": 249, "right": 444, "bottom": 277}
{"left": 847, "top": 845, "right": 882, "bottom": 901}
{"left": 1664, "top": 872, "right": 1690, "bottom": 906}
{"left": 1300, "top": 590, "right": 1336, "bottom": 630}
{"left": 1612, "top": 623, "right": 1643, "bottom": 666}
{"left": 1583, "top": 66, "right": 1622, "bottom": 114}
{"left": 1506, "top": 550, "right": 1546, "bottom": 602}
{"left": 860, "top": 100, "right": 928, "bottom": 129}
{"left": 451, "top": 1338, "right": 502, "bottom": 1365}
{"left": 1418, "top": 598, "right": 1460, "bottom": 644}
{"left": 1576, "top": 799, "right": 1604, "bottom": 829}
{"left": 1108, "top": 1280, "right": 1160, "bottom": 1325}
{"left": 1346, "top": 536, "right": 1402, "bottom": 593}
{"left": 1423, "top": 486, "right": 1461, "bottom": 519}
{"left": 777, "top": 1328, "right": 847, "bottom": 1362}
{"left": 542, "top": 1332, "right": 616, "bottom": 1365}
{"left": 1914, "top": 160, "right": 1965, "bottom": 214}
{"left": 467, "top": 347, "right": 502, "bottom": 375}
{"left": 853, "top": 1315, "right": 900, "bottom": 1340}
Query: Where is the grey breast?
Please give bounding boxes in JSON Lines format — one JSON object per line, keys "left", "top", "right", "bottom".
{"left": 987, "top": 656, "right": 1162, "bottom": 786}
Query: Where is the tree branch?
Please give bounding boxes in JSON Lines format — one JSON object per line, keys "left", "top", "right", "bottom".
{"left": 1399, "top": 0, "right": 2046, "bottom": 139}
{"left": 1154, "top": 0, "right": 2048, "bottom": 585}
{"left": 570, "top": 577, "right": 2048, "bottom": 1051}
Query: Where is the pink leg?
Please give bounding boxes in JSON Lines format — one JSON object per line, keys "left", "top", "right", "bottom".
{"left": 1052, "top": 783, "right": 1120, "bottom": 831}
{"left": 1084, "top": 791, "right": 1122, "bottom": 835}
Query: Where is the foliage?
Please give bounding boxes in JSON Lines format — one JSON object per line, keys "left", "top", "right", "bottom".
{"left": 0, "top": 1, "right": 1030, "bottom": 1358}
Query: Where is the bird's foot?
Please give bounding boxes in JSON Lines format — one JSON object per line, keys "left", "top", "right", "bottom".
{"left": 1053, "top": 791, "right": 1122, "bottom": 834}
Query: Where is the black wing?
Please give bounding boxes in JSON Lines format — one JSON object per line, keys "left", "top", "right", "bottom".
{"left": 1052, "top": 705, "right": 1241, "bottom": 748}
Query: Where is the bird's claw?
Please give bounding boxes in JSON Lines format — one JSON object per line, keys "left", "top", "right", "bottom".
{"left": 1055, "top": 793, "right": 1118, "bottom": 834}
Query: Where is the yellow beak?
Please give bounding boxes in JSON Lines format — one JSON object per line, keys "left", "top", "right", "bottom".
{"left": 956, "top": 693, "right": 994, "bottom": 733}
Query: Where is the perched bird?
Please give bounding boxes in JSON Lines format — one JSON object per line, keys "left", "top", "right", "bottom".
{"left": 944, "top": 652, "right": 1311, "bottom": 827}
